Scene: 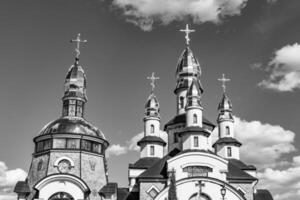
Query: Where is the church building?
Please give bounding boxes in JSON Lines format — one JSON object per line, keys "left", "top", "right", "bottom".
{"left": 14, "top": 26, "right": 274, "bottom": 200}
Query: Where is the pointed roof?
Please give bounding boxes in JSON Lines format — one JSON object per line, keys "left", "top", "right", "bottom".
{"left": 176, "top": 47, "right": 201, "bottom": 77}
{"left": 63, "top": 59, "right": 87, "bottom": 101}
{"left": 145, "top": 93, "right": 160, "bottom": 110}
{"left": 186, "top": 77, "right": 202, "bottom": 98}
{"left": 218, "top": 93, "right": 232, "bottom": 111}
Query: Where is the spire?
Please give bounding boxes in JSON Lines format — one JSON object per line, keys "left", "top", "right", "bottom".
{"left": 145, "top": 73, "right": 160, "bottom": 119}
{"left": 214, "top": 74, "right": 241, "bottom": 159}
{"left": 186, "top": 77, "right": 202, "bottom": 108}
{"left": 217, "top": 74, "right": 233, "bottom": 119}
{"left": 62, "top": 34, "right": 88, "bottom": 118}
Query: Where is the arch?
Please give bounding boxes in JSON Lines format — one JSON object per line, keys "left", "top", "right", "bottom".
{"left": 154, "top": 177, "right": 246, "bottom": 200}
{"left": 193, "top": 114, "right": 197, "bottom": 124}
{"left": 49, "top": 192, "right": 74, "bottom": 200}
{"left": 226, "top": 126, "right": 230, "bottom": 135}
{"left": 189, "top": 192, "right": 211, "bottom": 200}
{"left": 179, "top": 96, "right": 184, "bottom": 109}
{"left": 34, "top": 174, "right": 90, "bottom": 200}
{"left": 151, "top": 124, "right": 155, "bottom": 134}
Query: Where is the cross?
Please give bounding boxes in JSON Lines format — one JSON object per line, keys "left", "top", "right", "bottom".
{"left": 180, "top": 24, "right": 195, "bottom": 46}
{"left": 195, "top": 181, "right": 205, "bottom": 199}
{"left": 218, "top": 73, "right": 231, "bottom": 93}
{"left": 70, "top": 33, "right": 87, "bottom": 59}
{"left": 147, "top": 72, "right": 159, "bottom": 93}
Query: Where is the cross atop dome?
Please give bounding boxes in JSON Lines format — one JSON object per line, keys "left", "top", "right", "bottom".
{"left": 180, "top": 24, "right": 195, "bottom": 46}
{"left": 70, "top": 33, "right": 87, "bottom": 60}
{"left": 147, "top": 72, "right": 159, "bottom": 93}
{"left": 218, "top": 73, "right": 231, "bottom": 93}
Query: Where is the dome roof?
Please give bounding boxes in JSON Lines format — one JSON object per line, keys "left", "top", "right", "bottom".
{"left": 186, "top": 78, "right": 202, "bottom": 97}
{"left": 176, "top": 47, "right": 201, "bottom": 77}
{"left": 64, "top": 61, "right": 87, "bottom": 101}
{"left": 218, "top": 93, "right": 232, "bottom": 111}
{"left": 145, "top": 93, "right": 160, "bottom": 110}
{"left": 38, "top": 116, "right": 105, "bottom": 139}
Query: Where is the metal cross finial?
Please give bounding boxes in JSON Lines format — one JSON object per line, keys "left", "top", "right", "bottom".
{"left": 195, "top": 181, "right": 205, "bottom": 200}
{"left": 70, "top": 33, "right": 87, "bottom": 59}
{"left": 180, "top": 24, "right": 195, "bottom": 46}
{"left": 147, "top": 72, "right": 159, "bottom": 93}
{"left": 218, "top": 74, "right": 231, "bottom": 93}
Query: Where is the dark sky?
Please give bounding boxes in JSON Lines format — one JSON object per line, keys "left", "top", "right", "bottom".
{"left": 0, "top": 0, "right": 300, "bottom": 199}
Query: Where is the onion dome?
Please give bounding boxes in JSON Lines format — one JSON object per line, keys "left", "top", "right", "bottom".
{"left": 145, "top": 93, "right": 160, "bottom": 118}
{"left": 63, "top": 59, "right": 87, "bottom": 102}
{"left": 175, "top": 47, "right": 203, "bottom": 93}
{"left": 176, "top": 47, "right": 201, "bottom": 77}
{"left": 186, "top": 78, "right": 202, "bottom": 108}
{"left": 218, "top": 93, "right": 232, "bottom": 112}
{"left": 38, "top": 116, "right": 105, "bottom": 139}
{"left": 218, "top": 93, "right": 234, "bottom": 122}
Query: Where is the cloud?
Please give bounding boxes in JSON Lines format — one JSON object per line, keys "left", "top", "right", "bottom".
{"left": 233, "top": 117, "right": 296, "bottom": 168}
{"left": 258, "top": 155, "right": 300, "bottom": 200}
{"left": 127, "top": 132, "right": 144, "bottom": 151}
{"left": 106, "top": 144, "right": 128, "bottom": 157}
{"left": 0, "top": 161, "right": 27, "bottom": 200}
{"left": 107, "top": 130, "right": 168, "bottom": 157}
{"left": 258, "top": 43, "right": 300, "bottom": 91}
{"left": 111, "top": 0, "right": 249, "bottom": 31}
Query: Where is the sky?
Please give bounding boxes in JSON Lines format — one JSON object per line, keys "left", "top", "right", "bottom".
{"left": 0, "top": 0, "right": 300, "bottom": 199}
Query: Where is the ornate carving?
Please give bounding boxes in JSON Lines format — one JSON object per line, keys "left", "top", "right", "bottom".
{"left": 89, "top": 160, "right": 96, "bottom": 171}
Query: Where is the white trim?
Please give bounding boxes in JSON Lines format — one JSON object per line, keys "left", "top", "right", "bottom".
{"left": 146, "top": 185, "right": 160, "bottom": 194}
{"left": 34, "top": 174, "right": 89, "bottom": 191}
{"left": 181, "top": 162, "right": 214, "bottom": 169}
{"left": 168, "top": 151, "right": 228, "bottom": 165}
{"left": 237, "top": 186, "right": 246, "bottom": 195}
{"left": 54, "top": 156, "right": 75, "bottom": 167}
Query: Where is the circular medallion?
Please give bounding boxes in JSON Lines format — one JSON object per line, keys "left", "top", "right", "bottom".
{"left": 57, "top": 159, "right": 71, "bottom": 173}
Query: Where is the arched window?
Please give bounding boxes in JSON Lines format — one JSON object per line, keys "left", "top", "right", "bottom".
{"left": 193, "top": 114, "right": 197, "bottom": 124}
{"left": 180, "top": 96, "right": 184, "bottom": 109}
{"left": 226, "top": 126, "right": 230, "bottom": 135}
{"left": 227, "top": 147, "right": 232, "bottom": 157}
{"left": 150, "top": 124, "right": 155, "bottom": 134}
{"left": 193, "top": 136, "right": 199, "bottom": 147}
{"left": 150, "top": 146, "right": 155, "bottom": 156}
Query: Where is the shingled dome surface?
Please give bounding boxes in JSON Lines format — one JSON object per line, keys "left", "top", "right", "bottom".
{"left": 39, "top": 116, "right": 105, "bottom": 139}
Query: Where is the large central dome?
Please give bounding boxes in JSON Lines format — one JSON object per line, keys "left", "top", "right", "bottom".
{"left": 38, "top": 116, "right": 105, "bottom": 139}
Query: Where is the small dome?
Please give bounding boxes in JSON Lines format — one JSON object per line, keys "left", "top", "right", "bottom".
{"left": 187, "top": 78, "right": 202, "bottom": 97}
{"left": 39, "top": 117, "right": 105, "bottom": 139}
{"left": 176, "top": 47, "right": 201, "bottom": 77}
{"left": 64, "top": 61, "right": 87, "bottom": 101}
{"left": 186, "top": 78, "right": 202, "bottom": 108}
{"left": 218, "top": 93, "right": 232, "bottom": 111}
{"left": 145, "top": 93, "right": 159, "bottom": 110}
{"left": 145, "top": 93, "right": 160, "bottom": 118}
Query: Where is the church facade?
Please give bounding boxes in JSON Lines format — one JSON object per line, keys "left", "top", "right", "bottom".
{"left": 14, "top": 27, "right": 273, "bottom": 200}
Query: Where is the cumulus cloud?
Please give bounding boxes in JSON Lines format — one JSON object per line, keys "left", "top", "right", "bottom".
{"left": 258, "top": 43, "right": 300, "bottom": 92}
{"left": 258, "top": 155, "right": 300, "bottom": 200}
{"left": 0, "top": 161, "right": 27, "bottom": 200}
{"left": 233, "top": 117, "right": 296, "bottom": 168}
{"left": 106, "top": 144, "right": 128, "bottom": 157}
{"left": 111, "top": 0, "right": 249, "bottom": 31}
{"left": 107, "top": 130, "right": 168, "bottom": 157}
